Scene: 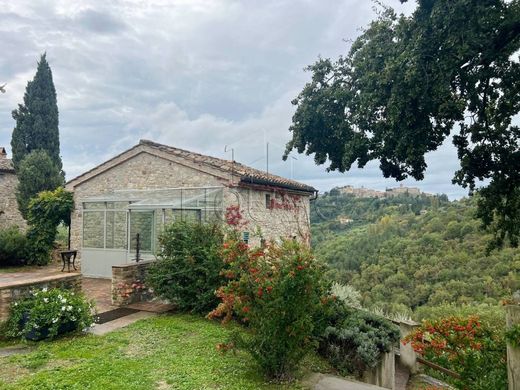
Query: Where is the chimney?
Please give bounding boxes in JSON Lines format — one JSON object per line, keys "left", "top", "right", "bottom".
{"left": 0, "top": 147, "right": 6, "bottom": 159}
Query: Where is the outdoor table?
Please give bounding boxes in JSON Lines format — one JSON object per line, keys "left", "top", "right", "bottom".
{"left": 60, "top": 250, "right": 78, "bottom": 272}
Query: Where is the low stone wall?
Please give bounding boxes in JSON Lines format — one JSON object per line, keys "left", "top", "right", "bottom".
{"left": 397, "top": 320, "right": 420, "bottom": 374}
{"left": 0, "top": 273, "right": 82, "bottom": 322}
{"left": 111, "top": 260, "right": 155, "bottom": 307}
{"left": 362, "top": 351, "right": 395, "bottom": 389}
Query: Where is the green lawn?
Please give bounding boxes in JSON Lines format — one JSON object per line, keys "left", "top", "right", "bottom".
{"left": 0, "top": 314, "right": 331, "bottom": 389}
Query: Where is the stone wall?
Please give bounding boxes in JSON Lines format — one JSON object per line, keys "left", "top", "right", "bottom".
{"left": 0, "top": 273, "right": 82, "bottom": 322}
{"left": 67, "top": 150, "right": 311, "bottom": 260}
{"left": 225, "top": 186, "right": 311, "bottom": 246}
{"left": 111, "top": 260, "right": 155, "bottom": 306}
{"left": 362, "top": 351, "right": 395, "bottom": 389}
{"left": 0, "top": 169, "right": 26, "bottom": 230}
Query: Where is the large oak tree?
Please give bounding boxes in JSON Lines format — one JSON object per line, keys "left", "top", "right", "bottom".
{"left": 285, "top": 0, "right": 520, "bottom": 248}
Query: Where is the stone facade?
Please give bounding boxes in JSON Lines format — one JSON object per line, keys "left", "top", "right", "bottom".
{"left": 0, "top": 273, "right": 82, "bottom": 322}
{"left": 0, "top": 149, "right": 26, "bottom": 230}
{"left": 66, "top": 141, "right": 314, "bottom": 265}
{"left": 111, "top": 260, "right": 155, "bottom": 306}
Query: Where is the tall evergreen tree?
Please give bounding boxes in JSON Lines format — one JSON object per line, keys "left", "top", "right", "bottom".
{"left": 11, "top": 53, "right": 63, "bottom": 172}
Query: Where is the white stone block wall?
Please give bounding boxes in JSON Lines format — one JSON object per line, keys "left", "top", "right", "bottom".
{"left": 67, "top": 151, "right": 311, "bottom": 261}
{"left": 0, "top": 171, "right": 26, "bottom": 230}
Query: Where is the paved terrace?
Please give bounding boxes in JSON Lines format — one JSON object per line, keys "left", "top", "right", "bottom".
{"left": 0, "top": 265, "right": 114, "bottom": 314}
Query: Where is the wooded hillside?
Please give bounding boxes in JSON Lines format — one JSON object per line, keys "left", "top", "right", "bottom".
{"left": 311, "top": 191, "right": 520, "bottom": 313}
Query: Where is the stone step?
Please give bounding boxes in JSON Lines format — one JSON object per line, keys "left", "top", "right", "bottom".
{"left": 88, "top": 311, "right": 156, "bottom": 336}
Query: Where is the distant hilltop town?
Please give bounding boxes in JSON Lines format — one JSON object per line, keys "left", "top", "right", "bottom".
{"left": 333, "top": 184, "right": 432, "bottom": 198}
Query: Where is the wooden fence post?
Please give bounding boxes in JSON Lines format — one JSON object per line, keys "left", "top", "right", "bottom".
{"left": 506, "top": 305, "right": 520, "bottom": 390}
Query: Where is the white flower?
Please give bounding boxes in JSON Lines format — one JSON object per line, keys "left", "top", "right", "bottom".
{"left": 42, "top": 287, "right": 48, "bottom": 293}
{"left": 61, "top": 298, "right": 67, "bottom": 304}
{"left": 52, "top": 318, "right": 59, "bottom": 324}
{"left": 43, "top": 298, "right": 49, "bottom": 303}
{"left": 90, "top": 323, "right": 95, "bottom": 327}
{"left": 33, "top": 324, "right": 39, "bottom": 329}
{"left": 67, "top": 305, "right": 73, "bottom": 311}
{"left": 58, "top": 295, "right": 63, "bottom": 300}
{"left": 71, "top": 316, "right": 76, "bottom": 321}
{"left": 13, "top": 302, "right": 18, "bottom": 307}
{"left": 61, "top": 306, "right": 66, "bottom": 311}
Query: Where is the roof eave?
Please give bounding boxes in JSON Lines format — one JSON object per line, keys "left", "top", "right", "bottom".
{"left": 239, "top": 176, "right": 315, "bottom": 194}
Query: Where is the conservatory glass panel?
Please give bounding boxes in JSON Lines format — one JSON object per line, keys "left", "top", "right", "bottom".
{"left": 105, "top": 211, "right": 127, "bottom": 249}
{"left": 129, "top": 211, "right": 154, "bottom": 253}
{"left": 83, "top": 202, "right": 106, "bottom": 210}
{"left": 83, "top": 211, "right": 105, "bottom": 248}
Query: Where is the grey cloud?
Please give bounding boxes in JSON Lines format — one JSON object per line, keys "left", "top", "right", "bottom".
{"left": 75, "top": 9, "right": 127, "bottom": 34}
{"left": 0, "top": 0, "right": 467, "bottom": 199}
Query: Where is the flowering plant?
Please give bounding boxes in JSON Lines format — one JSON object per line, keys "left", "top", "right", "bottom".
{"left": 403, "top": 315, "right": 507, "bottom": 389}
{"left": 208, "top": 233, "right": 328, "bottom": 380}
{"left": 5, "top": 287, "right": 95, "bottom": 340}
{"left": 117, "top": 280, "right": 148, "bottom": 299}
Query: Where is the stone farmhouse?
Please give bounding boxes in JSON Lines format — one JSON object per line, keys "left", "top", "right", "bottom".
{"left": 66, "top": 140, "right": 317, "bottom": 278}
{"left": 0, "top": 147, "right": 25, "bottom": 230}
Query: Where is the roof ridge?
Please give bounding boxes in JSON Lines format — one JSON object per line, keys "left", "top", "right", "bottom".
{"left": 140, "top": 139, "right": 315, "bottom": 192}
{"left": 68, "top": 140, "right": 316, "bottom": 193}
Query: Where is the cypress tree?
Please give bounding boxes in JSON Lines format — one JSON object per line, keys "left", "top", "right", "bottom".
{"left": 11, "top": 53, "right": 63, "bottom": 172}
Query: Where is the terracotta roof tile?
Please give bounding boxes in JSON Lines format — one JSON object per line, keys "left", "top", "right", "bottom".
{"left": 139, "top": 140, "right": 316, "bottom": 193}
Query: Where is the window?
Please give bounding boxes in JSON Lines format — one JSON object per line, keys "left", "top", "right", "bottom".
{"left": 265, "top": 194, "right": 271, "bottom": 209}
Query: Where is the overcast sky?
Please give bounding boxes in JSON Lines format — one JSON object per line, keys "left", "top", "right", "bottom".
{"left": 0, "top": 0, "right": 470, "bottom": 199}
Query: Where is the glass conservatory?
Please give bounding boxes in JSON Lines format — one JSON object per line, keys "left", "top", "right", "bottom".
{"left": 80, "top": 186, "right": 224, "bottom": 277}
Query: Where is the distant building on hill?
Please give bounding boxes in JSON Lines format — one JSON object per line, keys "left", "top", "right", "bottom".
{"left": 337, "top": 185, "right": 385, "bottom": 198}
{"left": 385, "top": 184, "right": 422, "bottom": 197}
{"left": 335, "top": 183, "right": 431, "bottom": 198}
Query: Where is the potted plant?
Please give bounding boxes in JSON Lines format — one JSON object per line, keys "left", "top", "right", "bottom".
{"left": 6, "top": 287, "right": 95, "bottom": 341}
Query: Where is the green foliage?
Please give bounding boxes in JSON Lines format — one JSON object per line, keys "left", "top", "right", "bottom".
{"left": 318, "top": 301, "right": 400, "bottom": 377}
{"left": 311, "top": 191, "right": 448, "bottom": 246}
{"left": 11, "top": 53, "right": 62, "bottom": 172}
{"left": 414, "top": 303, "right": 506, "bottom": 331}
{"left": 313, "top": 195, "right": 520, "bottom": 310}
{"left": 5, "top": 287, "right": 94, "bottom": 340}
{"left": 15, "top": 150, "right": 64, "bottom": 219}
{"left": 286, "top": 0, "right": 520, "bottom": 248}
{"left": 210, "top": 237, "right": 327, "bottom": 380}
{"left": 147, "top": 221, "right": 225, "bottom": 314}
{"left": 0, "top": 227, "right": 28, "bottom": 266}
{"left": 405, "top": 315, "right": 507, "bottom": 390}
{"left": 26, "top": 187, "right": 74, "bottom": 265}
{"left": 505, "top": 323, "right": 520, "bottom": 348}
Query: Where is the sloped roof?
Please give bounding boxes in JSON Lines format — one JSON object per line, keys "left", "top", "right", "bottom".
{"left": 68, "top": 139, "right": 316, "bottom": 194}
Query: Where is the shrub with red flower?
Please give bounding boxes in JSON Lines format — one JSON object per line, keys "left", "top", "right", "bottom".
{"left": 208, "top": 232, "right": 328, "bottom": 380}
{"left": 403, "top": 315, "right": 507, "bottom": 389}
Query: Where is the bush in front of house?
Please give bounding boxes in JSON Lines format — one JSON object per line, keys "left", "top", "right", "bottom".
{"left": 26, "top": 187, "right": 74, "bottom": 265}
{"left": 316, "top": 298, "right": 400, "bottom": 377}
{"left": 147, "top": 221, "right": 225, "bottom": 314}
{"left": 404, "top": 315, "right": 507, "bottom": 390}
{"left": 0, "top": 226, "right": 28, "bottom": 266}
{"left": 5, "top": 287, "right": 94, "bottom": 341}
{"left": 209, "top": 236, "right": 328, "bottom": 380}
